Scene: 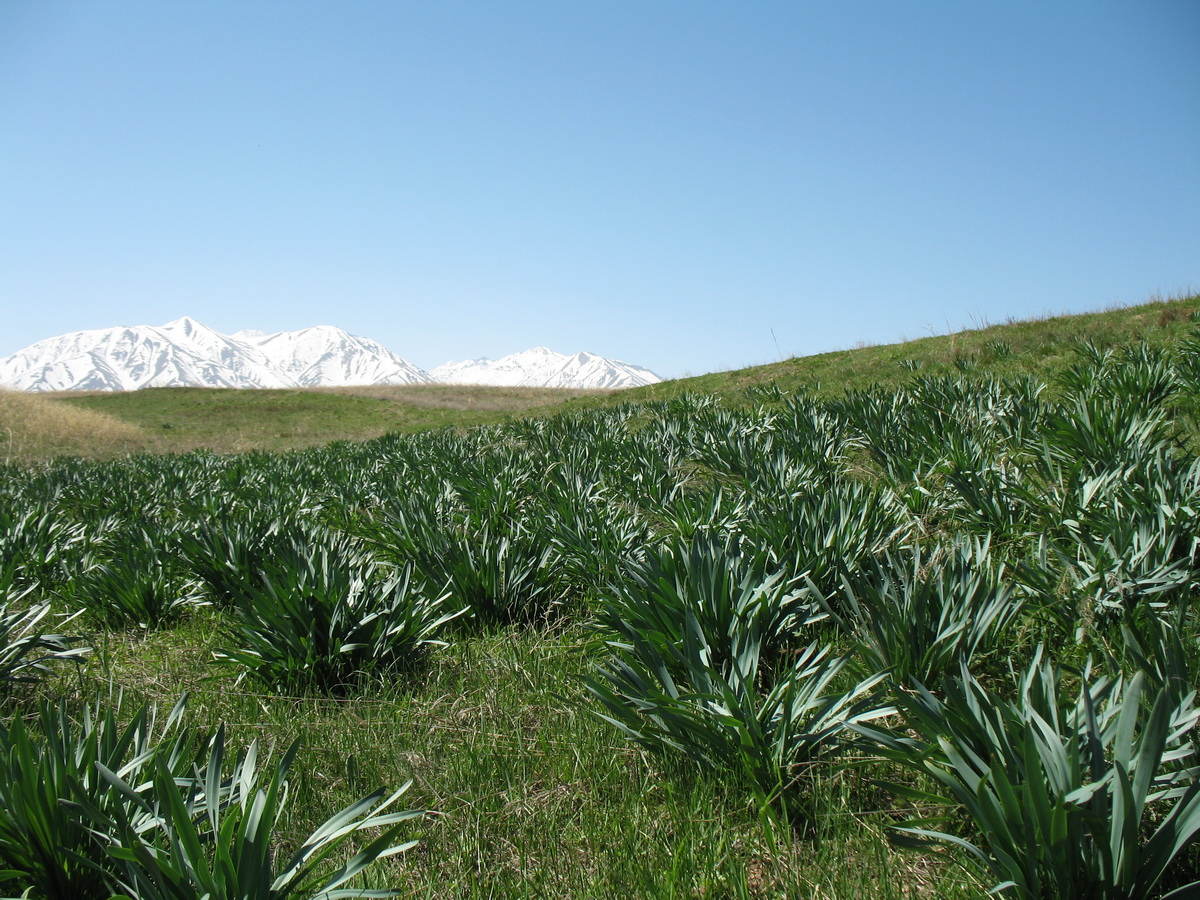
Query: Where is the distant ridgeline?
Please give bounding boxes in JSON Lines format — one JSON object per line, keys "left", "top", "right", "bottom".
{"left": 0, "top": 317, "right": 661, "bottom": 392}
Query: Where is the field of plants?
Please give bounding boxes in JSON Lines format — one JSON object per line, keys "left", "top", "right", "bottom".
{"left": 3, "top": 323, "right": 1200, "bottom": 897}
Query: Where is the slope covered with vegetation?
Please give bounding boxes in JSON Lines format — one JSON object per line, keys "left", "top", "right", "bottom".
{"left": 617, "top": 291, "right": 1200, "bottom": 403}
{"left": 63, "top": 382, "right": 608, "bottom": 455}
{"left": 2, "top": 295, "right": 1200, "bottom": 897}
{"left": 0, "top": 389, "right": 147, "bottom": 465}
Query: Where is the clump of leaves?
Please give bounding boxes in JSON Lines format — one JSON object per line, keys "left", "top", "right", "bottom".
{"left": 861, "top": 649, "right": 1200, "bottom": 899}
{"left": 812, "top": 537, "right": 1026, "bottom": 690}
{"left": 180, "top": 513, "right": 311, "bottom": 608}
{"left": 90, "top": 728, "right": 421, "bottom": 900}
{"left": 985, "top": 339, "right": 1013, "bottom": 360}
{"left": 364, "top": 492, "right": 561, "bottom": 628}
{"left": 0, "top": 591, "right": 87, "bottom": 691}
{"left": 216, "top": 529, "right": 461, "bottom": 693}
{"left": 587, "top": 535, "right": 891, "bottom": 808}
{"left": 73, "top": 522, "right": 206, "bottom": 630}
{"left": 0, "top": 697, "right": 191, "bottom": 899}
{"left": 0, "top": 695, "right": 421, "bottom": 900}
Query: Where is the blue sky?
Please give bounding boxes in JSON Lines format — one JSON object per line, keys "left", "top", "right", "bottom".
{"left": 2, "top": 2, "right": 1197, "bottom": 379}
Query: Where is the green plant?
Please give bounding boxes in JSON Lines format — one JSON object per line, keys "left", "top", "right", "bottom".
{"left": 1114, "top": 611, "right": 1199, "bottom": 709}
{"left": 0, "top": 698, "right": 192, "bottom": 899}
{"left": 812, "top": 538, "right": 1027, "bottom": 689}
{"left": 0, "top": 593, "right": 87, "bottom": 690}
{"left": 587, "top": 536, "right": 890, "bottom": 807}
{"left": 597, "top": 534, "right": 807, "bottom": 675}
{"left": 862, "top": 650, "right": 1200, "bottom": 898}
{"left": 73, "top": 523, "right": 206, "bottom": 630}
{"left": 588, "top": 638, "right": 890, "bottom": 810}
{"left": 953, "top": 355, "right": 978, "bottom": 373}
{"left": 91, "top": 729, "right": 421, "bottom": 900}
{"left": 180, "top": 513, "right": 317, "bottom": 608}
{"left": 542, "top": 474, "right": 649, "bottom": 600}
{"left": 364, "top": 496, "right": 560, "bottom": 628}
{"left": 0, "top": 506, "right": 84, "bottom": 595}
{"left": 216, "top": 530, "right": 461, "bottom": 693}
{"left": 985, "top": 339, "right": 1013, "bottom": 360}
{"left": 743, "top": 478, "right": 911, "bottom": 596}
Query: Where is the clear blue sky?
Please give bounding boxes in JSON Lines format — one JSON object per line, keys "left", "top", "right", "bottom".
{"left": 2, "top": 2, "right": 1197, "bottom": 378}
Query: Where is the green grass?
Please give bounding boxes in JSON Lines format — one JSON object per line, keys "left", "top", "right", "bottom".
{"left": 56, "top": 613, "right": 984, "bottom": 898}
{"left": 614, "top": 291, "right": 1200, "bottom": 405}
{"left": 5, "top": 290, "right": 1200, "bottom": 897}
{"left": 51, "top": 384, "right": 604, "bottom": 455}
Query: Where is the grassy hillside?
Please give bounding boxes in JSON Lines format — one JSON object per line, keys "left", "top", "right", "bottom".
{"left": 4, "top": 292, "right": 1198, "bottom": 463}
{"left": 4, "top": 293, "right": 1200, "bottom": 896}
{"left": 45, "top": 384, "right": 603, "bottom": 455}
{"left": 617, "top": 291, "right": 1200, "bottom": 404}
{"left": 0, "top": 389, "right": 147, "bottom": 464}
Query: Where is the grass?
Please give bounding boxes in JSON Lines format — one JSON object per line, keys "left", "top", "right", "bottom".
{"left": 5, "top": 292, "right": 1198, "bottom": 463}
{"left": 47, "top": 384, "right": 604, "bottom": 455}
{"left": 57, "top": 613, "right": 984, "bottom": 898}
{"left": 0, "top": 389, "right": 147, "bottom": 464}
{"left": 613, "top": 291, "right": 1200, "bottom": 405}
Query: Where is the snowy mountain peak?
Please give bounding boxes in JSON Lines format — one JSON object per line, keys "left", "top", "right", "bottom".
{"left": 430, "top": 347, "right": 660, "bottom": 388}
{"left": 0, "top": 320, "right": 430, "bottom": 392}
{"left": 0, "top": 320, "right": 662, "bottom": 392}
{"left": 163, "top": 315, "right": 202, "bottom": 330}
{"left": 242, "top": 325, "right": 429, "bottom": 387}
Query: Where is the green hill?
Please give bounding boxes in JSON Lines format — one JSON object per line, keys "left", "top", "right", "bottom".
{"left": 39, "top": 383, "right": 603, "bottom": 456}
{"left": 619, "top": 290, "right": 1200, "bottom": 403}
{"left": 3, "top": 290, "right": 1199, "bottom": 897}
{"left": 4, "top": 291, "right": 1198, "bottom": 462}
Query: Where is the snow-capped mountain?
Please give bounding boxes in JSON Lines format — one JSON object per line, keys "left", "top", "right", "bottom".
{"left": 431, "top": 346, "right": 661, "bottom": 388}
{"left": 234, "top": 325, "right": 429, "bottom": 387}
{"left": 0, "top": 318, "right": 429, "bottom": 392}
{"left": 0, "top": 320, "right": 662, "bottom": 392}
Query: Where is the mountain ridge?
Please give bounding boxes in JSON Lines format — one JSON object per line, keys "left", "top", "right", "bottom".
{"left": 430, "top": 346, "right": 659, "bottom": 389}
{"left": 0, "top": 319, "right": 661, "bottom": 392}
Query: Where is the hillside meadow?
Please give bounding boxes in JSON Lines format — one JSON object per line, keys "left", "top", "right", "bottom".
{"left": 1, "top": 384, "right": 605, "bottom": 463}
{"left": 1, "top": 293, "right": 1199, "bottom": 898}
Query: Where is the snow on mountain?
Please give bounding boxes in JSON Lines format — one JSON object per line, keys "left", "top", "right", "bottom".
{"left": 0, "top": 320, "right": 661, "bottom": 392}
{"left": 430, "top": 346, "right": 661, "bottom": 389}
{"left": 553, "top": 351, "right": 662, "bottom": 389}
{"left": 237, "top": 325, "right": 429, "bottom": 387}
{"left": 0, "top": 318, "right": 292, "bottom": 392}
{"left": 0, "top": 319, "right": 429, "bottom": 392}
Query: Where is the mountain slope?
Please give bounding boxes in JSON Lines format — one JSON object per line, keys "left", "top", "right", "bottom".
{"left": 431, "top": 346, "right": 661, "bottom": 388}
{"left": 613, "top": 291, "right": 1200, "bottom": 405}
{"left": 0, "top": 319, "right": 430, "bottom": 391}
{"left": 0, "top": 321, "right": 663, "bottom": 392}
{"left": 236, "top": 325, "right": 429, "bottom": 387}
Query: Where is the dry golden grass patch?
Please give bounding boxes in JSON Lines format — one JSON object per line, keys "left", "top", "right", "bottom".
{"left": 0, "top": 389, "right": 147, "bottom": 464}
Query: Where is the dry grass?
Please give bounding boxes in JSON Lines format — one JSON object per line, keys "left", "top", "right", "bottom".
{"left": 0, "top": 389, "right": 147, "bottom": 464}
